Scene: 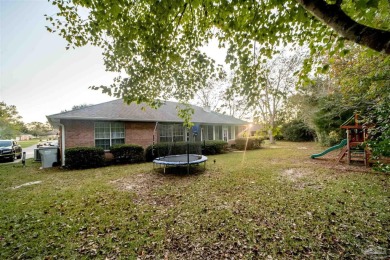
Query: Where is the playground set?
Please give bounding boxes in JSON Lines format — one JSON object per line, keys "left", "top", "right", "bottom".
{"left": 311, "top": 114, "right": 371, "bottom": 166}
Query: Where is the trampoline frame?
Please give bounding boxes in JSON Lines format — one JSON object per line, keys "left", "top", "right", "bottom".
{"left": 153, "top": 154, "right": 208, "bottom": 173}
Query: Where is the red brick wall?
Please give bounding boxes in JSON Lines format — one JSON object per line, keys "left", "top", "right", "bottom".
{"left": 61, "top": 120, "right": 95, "bottom": 148}
{"left": 60, "top": 120, "right": 155, "bottom": 149}
{"left": 60, "top": 120, "right": 243, "bottom": 149}
{"left": 125, "top": 122, "right": 155, "bottom": 148}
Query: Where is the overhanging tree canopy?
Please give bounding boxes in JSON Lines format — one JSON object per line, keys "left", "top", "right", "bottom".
{"left": 47, "top": 0, "right": 390, "bottom": 122}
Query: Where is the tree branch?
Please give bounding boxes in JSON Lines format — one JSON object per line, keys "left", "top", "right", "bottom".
{"left": 296, "top": 0, "right": 390, "bottom": 54}
{"left": 173, "top": 3, "right": 188, "bottom": 37}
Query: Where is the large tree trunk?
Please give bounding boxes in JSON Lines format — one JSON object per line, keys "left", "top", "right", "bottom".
{"left": 296, "top": 0, "right": 390, "bottom": 54}
{"left": 268, "top": 129, "right": 275, "bottom": 144}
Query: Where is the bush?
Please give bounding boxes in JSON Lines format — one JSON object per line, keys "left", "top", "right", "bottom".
{"left": 145, "top": 143, "right": 169, "bottom": 161}
{"left": 110, "top": 144, "right": 144, "bottom": 164}
{"left": 235, "top": 137, "right": 263, "bottom": 150}
{"left": 145, "top": 140, "right": 228, "bottom": 161}
{"left": 316, "top": 130, "right": 343, "bottom": 146}
{"left": 65, "top": 147, "right": 105, "bottom": 169}
{"left": 328, "top": 130, "right": 343, "bottom": 146}
{"left": 202, "top": 140, "right": 228, "bottom": 155}
{"left": 281, "top": 120, "right": 316, "bottom": 142}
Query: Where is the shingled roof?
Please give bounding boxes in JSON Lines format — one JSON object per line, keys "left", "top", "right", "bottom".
{"left": 47, "top": 99, "right": 247, "bottom": 125}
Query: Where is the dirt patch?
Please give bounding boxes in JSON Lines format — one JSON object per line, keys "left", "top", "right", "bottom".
{"left": 110, "top": 168, "right": 212, "bottom": 206}
{"left": 280, "top": 168, "right": 314, "bottom": 182}
{"left": 307, "top": 157, "right": 373, "bottom": 173}
{"left": 280, "top": 168, "right": 325, "bottom": 190}
{"left": 110, "top": 174, "right": 163, "bottom": 195}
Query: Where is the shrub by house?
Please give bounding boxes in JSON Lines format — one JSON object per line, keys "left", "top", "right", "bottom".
{"left": 65, "top": 147, "right": 105, "bottom": 169}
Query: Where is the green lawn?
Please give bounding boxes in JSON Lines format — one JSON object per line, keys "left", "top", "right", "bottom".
{"left": 18, "top": 139, "right": 40, "bottom": 148}
{"left": 1, "top": 142, "right": 388, "bottom": 259}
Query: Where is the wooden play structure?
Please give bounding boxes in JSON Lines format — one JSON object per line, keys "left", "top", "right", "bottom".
{"left": 338, "top": 114, "right": 371, "bottom": 166}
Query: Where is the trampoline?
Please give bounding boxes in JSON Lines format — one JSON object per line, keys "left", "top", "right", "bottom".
{"left": 153, "top": 154, "right": 208, "bottom": 173}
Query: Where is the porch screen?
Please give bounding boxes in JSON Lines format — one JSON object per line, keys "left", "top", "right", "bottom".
{"left": 228, "top": 126, "right": 235, "bottom": 140}
{"left": 159, "top": 124, "right": 185, "bottom": 142}
{"left": 206, "top": 125, "right": 214, "bottom": 140}
{"left": 215, "top": 126, "right": 222, "bottom": 140}
{"left": 95, "top": 122, "right": 125, "bottom": 150}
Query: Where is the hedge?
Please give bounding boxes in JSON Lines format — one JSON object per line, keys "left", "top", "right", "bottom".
{"left": 110, "top": 144, "right": 144, "bottom": 164}
{"left": 65, "top": 147, "right": 105, "bottom": 169}
{"left": 281, "top": 120, "right": 315, "bottom": 142}
{"left": 145, "top": 140, "right": 228, "bottom": 161}
{"left": 235, "top": 137, "right": 264, "bottom": 150}
{"left": 202, "top": 140, "right": 228, "bottom": 155}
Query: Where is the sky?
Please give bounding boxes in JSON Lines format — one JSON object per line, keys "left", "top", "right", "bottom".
{"left": 0, "top": 0, "right": 120, "bottom": 123}
{"left": 0, "top": 0, "right": 227, "bottom": 124}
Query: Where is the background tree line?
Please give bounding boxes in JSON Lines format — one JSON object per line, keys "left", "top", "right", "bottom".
{"left": 0, "top": 102, "right": 52, "bottom": 139}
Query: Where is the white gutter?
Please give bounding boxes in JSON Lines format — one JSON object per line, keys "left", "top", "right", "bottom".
{"left": 59, "top": 123, "right": 65, "bottom": 167}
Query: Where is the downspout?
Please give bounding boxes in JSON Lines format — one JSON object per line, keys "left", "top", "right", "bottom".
{"left": 152, "top": 122, "right": 159, "bottom": 157}
{"left": 59, "top": 123, "right": 65, "bottom": 167}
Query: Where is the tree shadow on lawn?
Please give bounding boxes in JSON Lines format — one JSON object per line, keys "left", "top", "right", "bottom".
{"left": 109, "top": 165, "right": 216, "bottom": 207}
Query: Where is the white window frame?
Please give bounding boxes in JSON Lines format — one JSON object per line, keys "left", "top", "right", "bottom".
{"left": 159, "top": 123, "right": 185, "bottom": 142}
{"left": 222, "top": 126, "right": 229, "bottom": 142}
{"left": 227, "top": 125, "right": 235, "bottom": 140}
{"left": 94, "top": 122, "right": 125, "bottom": 150}
{"left": 202, "top": 125, "right": 239, "bottom": 141}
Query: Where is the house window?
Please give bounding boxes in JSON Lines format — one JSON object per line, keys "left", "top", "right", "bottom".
{"left": 206, "top": 125, "right": 214, "bottom": 140}
{"left": 214, "top": 126, "right": 222, "bottom": 140}
{"left": 204, "top": 125, "right": 231, "bottom": 141}
{"left": 228, "top": 126, "right": 235, "bottom": 140}
{"left": 159, "top": 124, "right": 185, "bottom": 142}
{"left": 95, "top": 122, "right": 125, "bottom": 150}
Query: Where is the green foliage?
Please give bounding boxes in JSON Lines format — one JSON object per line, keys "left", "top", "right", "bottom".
{"left": 328, "top": 130, "right": 343, "bottom": 146}
{"left": 110, "top": 144, "right": 144, "bottom": 164}
{"left": 202, "top": 140, "right": 229, "bottom": 155}
{"left": 341, "top": 0, "right": 390, "bottom": 30}
{"left": 145, "top": 141, "right": 227, "bottom": 161}
{"left": 0, "top": 102, "right": 24, "bottom": 139}
{"left": 234, "top": 137, "right": 264, "bottom": 150}
{"left": 65, "top": 147, "right": 105, "bottom": 169}
{"left": 145, "top": 143, "right": 170, "bottom": 162}
{"left": 46, "top": 0, "right": 389, "bottom": 124}
{"left": 281, "top": 120, "right": 315, "bottom": 142}
{"left": 328, "top": 45, "right": 389, "bottom": 171}
{"left": 61, "top": 103, "right": 92, "bottom": 113}
{"left": 331, "top": 45, "right": 390, "bottom": 102}
{"left": 366, "top": 95, "right": 390, "bottom": 172}
{"left": 26, "top": 122, "right": 52, "bottom": 137}
{"left": 312, "top": 93, "right": 353, "bottom": 145}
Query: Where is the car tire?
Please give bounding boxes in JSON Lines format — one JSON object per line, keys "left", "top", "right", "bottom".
{"left": 17, "top": 153, "right": 22, "bottom": 159}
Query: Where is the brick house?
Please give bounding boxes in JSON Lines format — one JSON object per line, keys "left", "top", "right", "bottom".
{"left": 47, "top": 99, "right": 248, "bottom": 166}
